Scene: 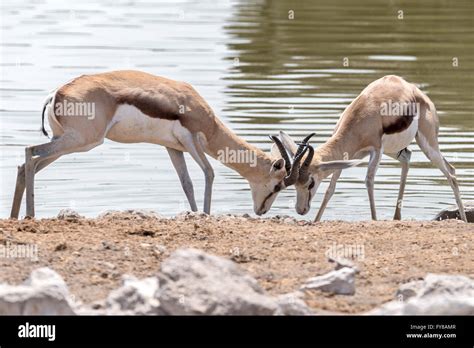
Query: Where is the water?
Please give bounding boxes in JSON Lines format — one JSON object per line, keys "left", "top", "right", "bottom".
{"left": 1, "top": 0, "right": 473, "bottom": 220}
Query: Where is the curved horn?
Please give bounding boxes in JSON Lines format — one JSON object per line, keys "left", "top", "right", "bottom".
{"left": 270, "top": 135, "right": 291, "bottom": 174}
{"left": 284, "top": 146, "right": 308, "bottom": 187}
{"left": 294, "top": 132, "right": 316, "bottom": 158}
{"left": 298, "top": 144, "right": 314, "bottom": 183}
{"left": 301, "top": 132, "right": 316, "bottom": 144}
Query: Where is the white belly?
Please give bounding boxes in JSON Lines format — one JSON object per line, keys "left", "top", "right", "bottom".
{"left": 382, "top": 117, "right": 418, "bottom": 154}
{"left": 105, "top": 104, "right": 185, "bottom": 151}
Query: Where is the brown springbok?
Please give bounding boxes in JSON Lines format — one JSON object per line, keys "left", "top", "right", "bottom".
{"left": 273, "top": 75, "right": 467, "bottom": 222}
{"left": 10, "top": 70, "right": 358, "bottom": 218}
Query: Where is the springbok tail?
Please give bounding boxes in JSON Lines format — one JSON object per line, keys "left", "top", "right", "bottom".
{"left": 41, "top": 101, "right": 50, "bottom": 138}
{"left": 40, "top": 91, "right": 57, "bottom": 138}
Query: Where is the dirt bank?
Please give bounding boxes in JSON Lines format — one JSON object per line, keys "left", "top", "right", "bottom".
{"left": 0, "top": 212, "right": 472, "bottom": 313}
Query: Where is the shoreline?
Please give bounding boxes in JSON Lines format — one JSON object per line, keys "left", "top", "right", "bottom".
{"left": 0, "top": 210, "right": 472, "bottom": 314}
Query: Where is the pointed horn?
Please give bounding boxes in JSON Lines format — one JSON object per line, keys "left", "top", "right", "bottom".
{"left": 284, "top": 146, "right": 308, "bottom": 187}
{"left": 298, "top": 144, "right": 314, "bottom": 183}
{"left": 301, "top": 132, "right": 316, "bottom": 144}
{"left": 294, "top": 132, "right": 316, "bottom": 158}
{"left": 270, "top": 135, "right": 291, "bottom": 174}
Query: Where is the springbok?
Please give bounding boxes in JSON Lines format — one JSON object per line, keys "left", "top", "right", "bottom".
{"left": 10, "top": 70, "right": 317, "bottom": 218}
{"left": 273, "top": 75, "right": 467, "bottom": 222}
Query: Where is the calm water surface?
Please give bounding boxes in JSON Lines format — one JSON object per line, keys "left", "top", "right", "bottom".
{"left": 1, "top": 0, "right": 473, "bottom": 219}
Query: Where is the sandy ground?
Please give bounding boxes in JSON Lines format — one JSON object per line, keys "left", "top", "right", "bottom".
{"left": 0, "top": 212, "right": 472, "bottom": 313}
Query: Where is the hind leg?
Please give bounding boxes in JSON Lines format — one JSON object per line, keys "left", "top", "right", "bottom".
{"left": 23, "top": 134, "right": 102, "bottom": 218}
{"left": 166, "top": 147, "right": 198, "bottom": 212}
{"left": 416, "top": 134, "right": 466, "bottom": 222}
{"left": 11, "top": 155, "right": 59, "bottom": 219}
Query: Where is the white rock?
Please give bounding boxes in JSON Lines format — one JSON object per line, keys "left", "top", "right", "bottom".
{"left": 369, "top": 295, "right": 474, "bottom": 315}
{"left": 327, "top": 255, "right": 358, "bottom": 272}
{"left": 98, "top": 209, "right": 163, "bottom": 220}
{"left": 57, "top": 209, "right": 83, "bottom": 220}
{"left": 156, "top": 248, "right": 279, "bottom": 315}
{"left": 301, "top": 268, "right": 356, "bottom": 295}
{"left": 105, "top": 275, "right": 162, "bottom": 315}
{"left": 370, "top": 273, "right": 474, "bottom": 315}
{"left": 396, "top": 280, "right": 424, "bottom": 301}
{"left": 0, "top": 268, "right": 75, "bottom": 315}
{"left": 419, "top": 274, "right": 474, "bottom": 296}
{"left": 275, "top": 292, "right": 314, "bottom": 315}
{"left": 24, "top": 268, "right": 70, "bottom": 297}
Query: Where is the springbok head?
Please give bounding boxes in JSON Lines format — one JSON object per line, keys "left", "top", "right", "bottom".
{"left": 276, "top": 131, "right": 362, "bottom": 215}
{"left": 250, "top": 135, "right": 309, "bottom": 215}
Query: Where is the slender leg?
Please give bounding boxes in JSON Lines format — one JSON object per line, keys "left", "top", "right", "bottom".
{"left": 10, "top": 156, "right": 59, "bottom": 219}
{"left": 177, "top": 132, "right": 214, "bottom": 214}
{"left": 25, "top": 146, "right": 36, "bottom": 217}
{"left": 22, "top": 135, "right": 102, "bottom": 218}
{"left": 416, "top": 135, "right": 467, "bottom": 222}
{"left": 314, "top": 170, "right": 341, "bottom": 222}
{"left": 194, "top": 134, "right": 214, "bottom": 214}
{"left": 166, "top": 147, "right": 198, "bottom": 212}
{"left": 386, "top": 148, "right": 412, "bottom": 220}
{"left": 365, "top": 148, "right": 382, "bottom": 220}
{"left": 25, "top": 142, "right": 68, "bottom": 217}
{"left": 10, "top": 164, "right": 26, "bottom": 219}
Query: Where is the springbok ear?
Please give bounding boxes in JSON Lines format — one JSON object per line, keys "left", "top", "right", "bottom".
{"left": 270, "top": 158, "right": 287, "bottom": 178}
{"left": 279, "top": 131, "right": 298, "bottom": 156}
{"left": 315, "top": 159, "right": 364, "bottom": 172}
{"left": 270, "top": 143, "right": 281, "bottom": 159}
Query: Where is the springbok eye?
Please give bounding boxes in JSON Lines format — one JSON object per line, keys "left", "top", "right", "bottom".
{"left": 308, "top": 178, "right": 315, "bottom": 190}
{"left": 274, "top": 184, "right": 282, "bottom": 192}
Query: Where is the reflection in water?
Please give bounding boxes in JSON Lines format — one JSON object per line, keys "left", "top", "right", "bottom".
{"left": 0, "top": 0, "right": 472, "bottom": 220}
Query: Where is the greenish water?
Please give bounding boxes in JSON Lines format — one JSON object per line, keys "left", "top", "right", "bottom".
{"left": 1, "top": 0, "right": 473, "bottom": 220}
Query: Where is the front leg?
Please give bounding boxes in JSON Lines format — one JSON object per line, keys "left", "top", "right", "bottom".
{"left": 365, "top": 149, "right": 382, "bottom": 220}
{"left": 194, "top": 134, "right": 214, "bottom": 214}
{"left": 314, "top": 170, "right": 341, "bottom": 222}
{"left": 177, "top": 131, "right": 214, "bottom": 214}
{"left": 166, "top": 147, "right": 198, "bottom": 212}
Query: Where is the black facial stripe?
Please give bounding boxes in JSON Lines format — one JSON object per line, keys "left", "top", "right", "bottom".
{"left": 257, "top": 184, "right": 282, "bottom": 212}
{"left": 258, "top": 191, "right": 274, "bottom": 212}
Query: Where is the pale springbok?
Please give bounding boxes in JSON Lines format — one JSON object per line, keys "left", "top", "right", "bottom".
{"left": 10, "top": 70, "right": 321, "bottom": 218}
{"left": 274, "top": 75, "right": 467, "bottom": 222}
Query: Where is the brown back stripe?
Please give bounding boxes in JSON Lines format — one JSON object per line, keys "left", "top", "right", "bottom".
{"left": 383, "top": 116, "right": 414, "bottom": 135}
{"left": 115, "top": 91, "right": 180, "bottom": 121}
